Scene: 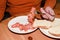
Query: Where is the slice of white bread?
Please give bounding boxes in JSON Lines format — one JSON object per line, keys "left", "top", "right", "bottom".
{"left": 33, "top": 19, "right": 52, "bottom": 29}
{"left": 48, "top": 18, "right": 60, "bottom": 36}
{"left": 48, "top": 27, "right": 60, "bottom": 36}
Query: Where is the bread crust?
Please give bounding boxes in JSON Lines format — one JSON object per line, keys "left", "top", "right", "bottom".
{"left": 48, "top": 31, "right": 60, "bottom": 37}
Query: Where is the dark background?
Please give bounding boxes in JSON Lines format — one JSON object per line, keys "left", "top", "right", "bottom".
{"left": 57, "top": 0, "right": 60, "bottom": 3}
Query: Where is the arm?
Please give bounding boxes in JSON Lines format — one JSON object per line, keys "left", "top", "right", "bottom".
{"left": 44, "top": 0, "right": 56, "bottom": 8}
{"left": 0, "top": 0, "right": 6, "bottom": 21}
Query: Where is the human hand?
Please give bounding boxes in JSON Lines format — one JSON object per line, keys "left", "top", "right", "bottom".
{"left": 40, "top": 6, "right": 55, "bottom": 21}
{"left": 28, "top": 7, "right": 36, "bottom": 23}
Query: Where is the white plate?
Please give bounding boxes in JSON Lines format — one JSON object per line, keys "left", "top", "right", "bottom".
{"left": 8, "top": 16, "right": 37, "bottom": 34}
{"left": 39, "top": 18, "right": 60, "bottom": 39}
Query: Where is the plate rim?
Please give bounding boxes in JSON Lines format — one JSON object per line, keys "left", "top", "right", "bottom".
{"left": 39, "top": 28, "right": 60, "bottom": 39}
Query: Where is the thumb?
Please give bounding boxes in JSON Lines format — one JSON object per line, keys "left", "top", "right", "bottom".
{"left": 30, "top": 7, "right": 36, "bottom": 17}
{"left": 40, "top": 8, "right": 46, "bottom": 13}
{"left": 30, "top": 7, "right": 36, "bottom": 14}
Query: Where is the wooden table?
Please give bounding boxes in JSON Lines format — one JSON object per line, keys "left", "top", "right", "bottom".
{"left": 0, "top": 4, "right": 60, "bottom": 40}
{"left": 0, "top": 14, "right": 60, "bottom": 40}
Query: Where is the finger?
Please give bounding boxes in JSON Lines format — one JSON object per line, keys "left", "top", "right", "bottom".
{"left": 42, "top": 14, "right": 49, "bottom": 19}
{"left": 40, "top": 8, "right": 46, "bottom": 14}
{"left": 28, "top": 7, "right": 36, "bottom": 23}
{"left": 45, "top": 7, "right": 55, "bottom": 16}
{"left": 40, "top": 8, "right": 55, "bottom": 21}
{"left": 40, "top": 8, "right": 49, "bottom": 19}
{"left": 28, "top": 7, "right": 36, "bottom": 18}
{"left": 49, "top": 8, "right": 55, "bottom": 16}
{"left": 45, "top": 13, "right": 55, "bottom": 21}
{"left": 30, "top": 7, "right": 36, "bottom": 14}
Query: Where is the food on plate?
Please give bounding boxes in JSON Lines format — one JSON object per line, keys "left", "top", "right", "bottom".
{"left": 12, "top": 22, "right": 23, "bottom": 30}
{"left": 12, "top": 22, "right": 35, "bottom": 31}
{"left": 11, "top": 12, "right": 35, "bottom": 31}
{"left": 22, "top": 23, "right": 35, "bottom": 31}
{"left": 48, "top": 26, "right": 60, "bottom": 36}
{"left": 12, "top": 23, "right": 21, "bottom": 28}
{"left": 33, "top": 19, "right": 52, "bottom": 29}
{"left": 48, "top": 19, "right": 60, "bottom": 36}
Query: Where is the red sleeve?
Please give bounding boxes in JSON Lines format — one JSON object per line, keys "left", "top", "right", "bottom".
{"left": 44, "top": 0, "right": 56, "bottom": 8}
{"left": 0, "top": 0, "right": 6, "bottom": 21}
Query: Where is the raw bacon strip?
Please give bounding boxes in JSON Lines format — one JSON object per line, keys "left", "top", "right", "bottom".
{"left": 12, "top": 22, "right": 23, "bottom": 30}
{"left": 22, "top": 23, "right": 35, "bottom": 31}
{"left": 22, "top": 26, "right": 29, "bottom": 31}
{"left": 12, "top": 23, "right": 20, "bottom": 28}
{"left": 12, "top": 22, "right": 35, "bottom": 31}
{"left": 21, "top": 23, "right": 31, "bottom": 31}
{"left": 19, "top": 24, "right": 24, "bottom": 30}
{"left": 26, "top": 23, "right": 35, "bottom": 30}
